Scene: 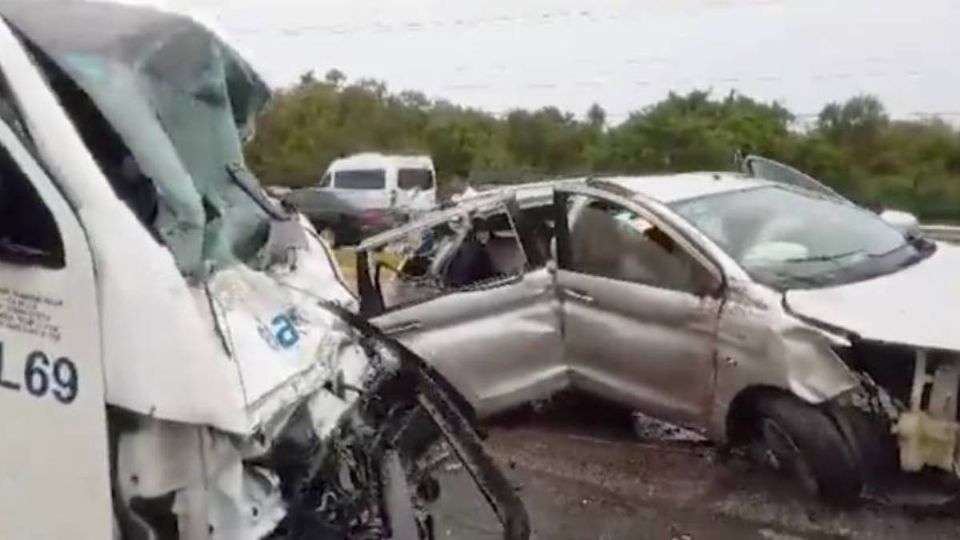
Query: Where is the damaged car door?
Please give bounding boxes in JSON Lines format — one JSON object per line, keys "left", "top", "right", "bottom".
{"left": 553, "top": 185, "right": 725, "bottom": 426}
{"left": 359, "top": 195, "right": 564, "bottom": 418}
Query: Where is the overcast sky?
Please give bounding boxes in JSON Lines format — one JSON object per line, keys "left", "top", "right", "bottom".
{"left": 161, "top": 0, "right": 959, "bottom": 123}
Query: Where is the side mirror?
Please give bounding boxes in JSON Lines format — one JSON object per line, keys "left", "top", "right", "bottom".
{"left": 880, "top": 209, "right": 920, "bottom": 237}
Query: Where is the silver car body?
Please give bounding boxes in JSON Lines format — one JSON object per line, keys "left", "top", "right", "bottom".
{"left": 356, "top": 172, "right": 960, "bottom": 479}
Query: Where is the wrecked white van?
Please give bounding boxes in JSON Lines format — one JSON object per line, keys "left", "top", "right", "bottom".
{"left": 0, "top": 2, "right": 527, "bottom": 539}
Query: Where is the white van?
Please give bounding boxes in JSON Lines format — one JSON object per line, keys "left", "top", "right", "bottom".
{"left": 323, "top": 153, "right": 437, "bottom": 209}
{"left": 287, "top": 153, "right": 438, "bottom": 245}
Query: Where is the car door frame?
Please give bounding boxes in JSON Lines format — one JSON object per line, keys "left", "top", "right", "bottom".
{"left": 357, "top": 193, "right": 565, "bottom": 418}
{"left": 552, "top": 182, "right": 728, "bottom": 426}
{"left": 0, "top": 114, "right": 112, "bottom": 539}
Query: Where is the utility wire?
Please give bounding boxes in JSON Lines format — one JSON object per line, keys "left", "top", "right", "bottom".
{"left": 222, "top": 1, "right": 789, "bottom": 37}
{"left": 434, "top": 69, "right": 934, "bottom": 92}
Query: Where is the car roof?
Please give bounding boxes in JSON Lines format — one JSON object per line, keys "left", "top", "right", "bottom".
{"left": 359, "top": 192, "right": 516, "bottom": 249}
{"left": 594, "top": 172, "right": 771, "bottom": 203}
{"left": 473, "top": 179, "right": 573, "bottom": 206}
{"left": 471, "top": 173, "right": 770, "bottom": 204}
{"left": 359, "top": 173, "right": 772, "bottom": 250}
{"left": 328, "top": 153, "right": 433, "bottom": 171}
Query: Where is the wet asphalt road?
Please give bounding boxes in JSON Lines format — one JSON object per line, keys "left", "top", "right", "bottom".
{"left": 430, "top": 400, "right": 960, "bottom": 540}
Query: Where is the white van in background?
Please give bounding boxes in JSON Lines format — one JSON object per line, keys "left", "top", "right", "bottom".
{"left": 324, "top": 153, "right": 437, "bottom": 210}
{"left": 286, "top": 153, "right": 438, "bottom": 245}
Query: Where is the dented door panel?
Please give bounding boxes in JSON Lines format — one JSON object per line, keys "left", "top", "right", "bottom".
{"left": 559, "top": 270, "right": 720, "bottom": 424}
{"left": 553, "top": 187, "right": 724, "bottom": 426}
{"left": 373, "top": 267, "right": 565, "bottom": 418}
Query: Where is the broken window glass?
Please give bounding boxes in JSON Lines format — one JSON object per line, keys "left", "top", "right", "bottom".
{"left": 5, "top": 1, "right": 274, "bottom": 276}
{"left": 368, "top": 203, "right": 528, "bottom": 311}
{"left": 515, "top": 203, "right": 556, "bottom": 268}
{"left": 567, "top": 195, "right": 714, "bottom": 294}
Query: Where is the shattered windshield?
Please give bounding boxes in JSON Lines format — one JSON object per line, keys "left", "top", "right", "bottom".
{"left": 672, "top": 186, "right": 927, "bottom": 290}
{"left": 4, "top": 0, "right": 273, "bottom": 276}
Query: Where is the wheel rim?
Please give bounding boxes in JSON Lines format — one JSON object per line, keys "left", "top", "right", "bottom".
{"left": 760, "top": 418, "right": 819, "bottom": 496}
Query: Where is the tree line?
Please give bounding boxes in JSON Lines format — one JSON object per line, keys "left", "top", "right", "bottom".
{"left": 245, "top": 69, "right": 960, "bottom": 222}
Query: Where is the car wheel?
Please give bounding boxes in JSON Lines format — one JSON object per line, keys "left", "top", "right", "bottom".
{"left": 752, "top": 394, "right": 862, "bottom": 503}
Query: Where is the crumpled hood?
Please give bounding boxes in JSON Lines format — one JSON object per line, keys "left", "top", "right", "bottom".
{"left": 786, "top": 242, "right": 960, "bottom": 351}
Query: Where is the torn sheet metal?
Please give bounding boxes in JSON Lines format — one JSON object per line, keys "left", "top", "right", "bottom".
{"left": 205, "top": 257, "right": 370, "bottom": 434}
{"left": 116, "top": 417, "right": 286, "bottom": 540}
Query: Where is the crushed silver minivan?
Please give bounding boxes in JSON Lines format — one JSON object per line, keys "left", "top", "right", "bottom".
{"left": 354, "top": 160, "right": 960, "bottom": 502}
{"left": 0, "top": 2, "right": 527, "bottom": 538}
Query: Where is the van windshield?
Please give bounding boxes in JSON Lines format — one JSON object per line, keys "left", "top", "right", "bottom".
{"left": 335, "top": 169, "right": 386, "bottom": 190}
{"left": 398, "top": 168, "right": 434, "bottom": 190}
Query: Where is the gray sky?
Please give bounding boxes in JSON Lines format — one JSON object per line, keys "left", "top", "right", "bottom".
{"left": 161, "top": 0, "right": 959, "bottom": 123}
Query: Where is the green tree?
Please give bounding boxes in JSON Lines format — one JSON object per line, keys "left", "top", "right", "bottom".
{"left": 245, "top": 72, "right": 960, "bottom": 222}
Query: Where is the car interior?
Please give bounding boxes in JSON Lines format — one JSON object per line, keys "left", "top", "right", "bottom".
{"left": 568, "top": 200, "right": 705, "bottom": 293}
{"left": 369, "top": 193, "right": 720, "bottom": 313}
{"left": 371, "top": 203, "right": 555, "bottom": 310}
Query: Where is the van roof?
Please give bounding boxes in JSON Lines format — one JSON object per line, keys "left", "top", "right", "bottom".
{"left": 327, "top": 153, "right": 434, "bottom": 171}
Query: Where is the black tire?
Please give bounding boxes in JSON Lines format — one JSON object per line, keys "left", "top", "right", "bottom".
{"left": 753, "top": 394, "right": 863, "bottom": 504}
{"left": 830, "top": 406, "right": 899, "bottom": 485}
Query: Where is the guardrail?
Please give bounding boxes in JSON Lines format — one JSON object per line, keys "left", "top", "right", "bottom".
{"left": 921, "top": 224, "right": 960, "bottom": 244}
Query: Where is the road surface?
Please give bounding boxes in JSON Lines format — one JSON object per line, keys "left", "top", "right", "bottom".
{"left": 431, "top": 399, "right": 960, "bottom": 539}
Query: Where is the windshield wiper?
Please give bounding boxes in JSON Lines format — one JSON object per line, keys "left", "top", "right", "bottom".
{"left": 750, "top": 268, "right": 826, "bottom": 290}
{"left": 867, "top": 241, "right": 912, "bottom": 258}
{"left": 783, "top": 249, "right": 864, "bottom": 263}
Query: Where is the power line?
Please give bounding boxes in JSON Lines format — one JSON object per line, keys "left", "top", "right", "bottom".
{"left": 478, "top": 109, "right": 960, "bottom": 122}
{"left": 430, "top": 68, "right": 939, "bottom": 95}
{"left": 224, "top": 1, "right": 788, "bottom": 37}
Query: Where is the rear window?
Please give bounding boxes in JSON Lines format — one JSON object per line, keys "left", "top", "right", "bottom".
{"left": 335, "top": 169, "right": 386, "bottom": 190}
{"left": 398, "top": 168, "right": 434, "bottom": 190}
